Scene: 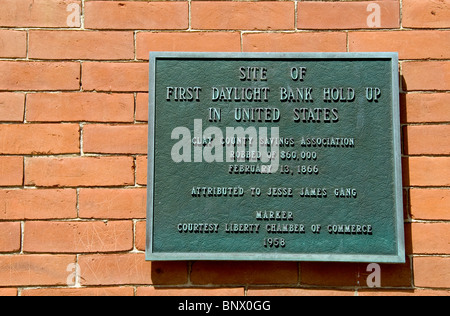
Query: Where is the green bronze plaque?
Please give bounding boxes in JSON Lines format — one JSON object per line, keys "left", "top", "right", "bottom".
{"left": 146, "top": 52, "right": 404, "bottom": 263}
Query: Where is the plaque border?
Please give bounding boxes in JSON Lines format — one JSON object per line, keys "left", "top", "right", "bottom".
{"left": 146, "top": 52, "right": 404, "bottom": 263}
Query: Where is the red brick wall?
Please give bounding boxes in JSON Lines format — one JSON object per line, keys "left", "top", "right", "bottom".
{"left": 0, "top": 0, "right": 448, "bottom": 296}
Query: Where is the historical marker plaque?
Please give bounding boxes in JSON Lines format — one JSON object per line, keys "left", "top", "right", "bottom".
{"left": 146, "top": 52, "right": 404, "bottom": 263}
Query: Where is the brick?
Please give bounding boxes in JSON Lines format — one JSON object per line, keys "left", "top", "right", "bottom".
{"left": 0, "top": 0, "right": 81, "bottom": 28}
{"left": 0, "top": 62, "right": 80, "bottom": 91}
{"left": 0, "top": 189, "right": 77, "bottom": 220}
{"left": 0, "top": 30, "right": 26, "bottom": 58}
{"left": 300, "top": 262, "right": 360, "bottom": 287}
{"left": 406, "top": 157, "right": 450, "bottom": 187}
{"left": 79, "top": 188, "right": 146, "bottom": 219}
{"left": 85, "top": 1, "right": 188, "bottom": 30}
{"left": 349, "top": 31, "right": 450, "bottom": 60}
{"left": 300, "top": 261, "right": 412, "bottom": 287}
{"left": 243, "top": 32, "right": 347, "bottom": 53}
{"left": 0, "top": 93, "right": 24, "bottom": 122}
{"left": 82, "top": 62, "right": 148, "bottom": 92}
{"left": 357, "top": 289, "right": 416, "bottom": 296}
{"left": 29, "top": 31, "right": 134, "bottom": 60}
{"left": 190, "top": 261, "right": 298, "bottom": 285}
{"left": 83, "top": 124, "right": 148, "bottom": 154}
{"left": 361, "top": 289, "right": 450, "bottom": 296}
{"left": 298, "top": 1, "right": 399, "bottom": 29}
{"left": 247, "top": 288, "right": 354, "bottom": 296}
{"left": 23, "top": 221, "right": 133, "bottom": 253}
{"left": 137, "top": 287, "right": 244, "bottom": 296}
{"left": 135, "top": 220, "right": 146, "bottom": 251}
{"left": 0, "top": 288, "right": 17, "bottom": 296}
{"left": 0, "top": 156, "right": 23, "bottom": 187}
{"left": 410, "top": 189, "right": 450, "bottom": 220}
{"left": 404, "top": 125, "right": 450, "bottom": 155}
{"left": 78, "top": 254, "right": 188, "bottom": 285}
{"left": 22, "top": 287, "right": 134, "bottom": 296}
{"left": 402, "top": 93, "right": 450, "bottom": 123}
{"left": 414, "top": 257, "right": 450, "bottom": 288}
{"left": 0, "top": 255, "right": 75, "bottom": 286}
{"left": 25, "top": 156, "right": 134, "bottom": 187}
{"left": 192, "top": 1, "right": 295, "bottom": 30}
{"left": 412, "top": 289, "right": 450, "bottom": 296}
{"left": 0, "top": 124, "right": 79, "bottom": 155}
{"left": 26, "top": 93, "right": 134, "bottom": 123}
{"left": 411, "top": 223, "right": 450, "bottom": 254}
{"left": 403, "top": 0, "right": 450, "bottom": 28}
{"left": 0, "top": 222, "right": 21, "bottom": 253}
{"left": 136, "top": 93, "right": 149, "bottom": 122}
{"left": 136, "top": 32, "right": 241, "bottom": 59}
{"left": 360, "top": 261, "right": 413, "bottom": 288}
{"left": 136, "top": 156, "right": 147, "bottom": 186}
{"left": 404, "top": 223, "right": 413, "bottom": 255}
{"left": 402, "top": 61, "right": 450, "bottom": 91}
